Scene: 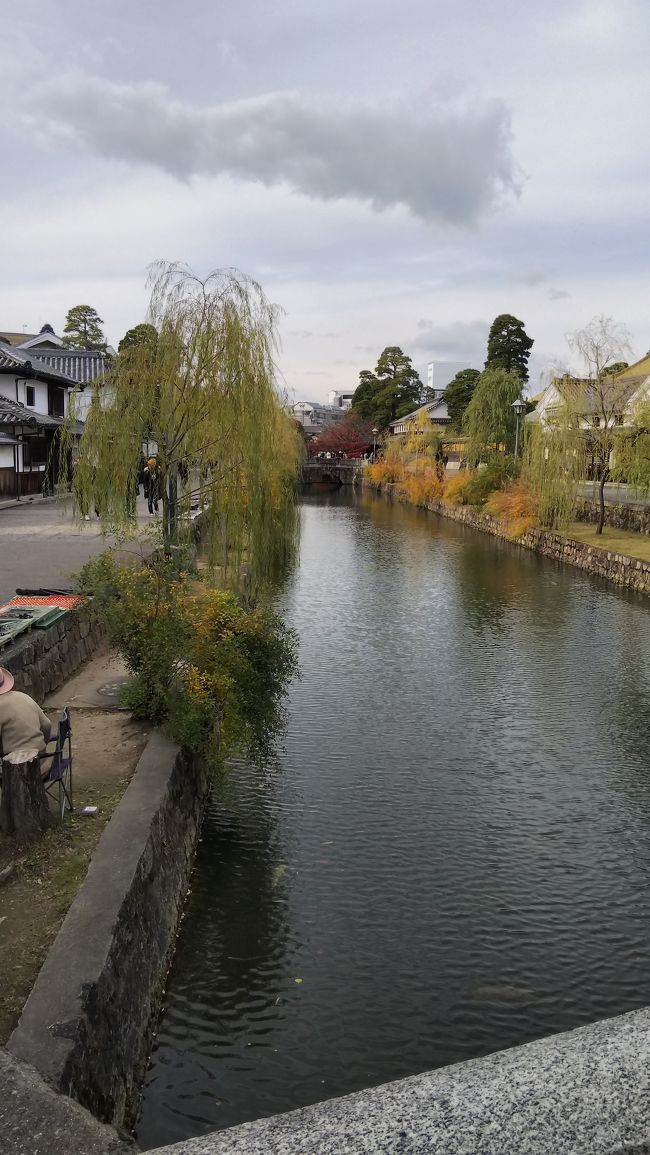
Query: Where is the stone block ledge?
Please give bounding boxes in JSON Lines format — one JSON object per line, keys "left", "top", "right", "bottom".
{"left": 149, "top": 1006, "right": 650, "bottom": 1154}
{"left": 8, "top": 730, "right": 208, "bottom": 1129}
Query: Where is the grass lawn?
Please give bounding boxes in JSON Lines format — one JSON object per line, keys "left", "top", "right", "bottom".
{"left": 566, "top": 522, "right": 650, "bottom": 564}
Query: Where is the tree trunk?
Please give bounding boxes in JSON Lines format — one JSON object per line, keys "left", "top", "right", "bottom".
{"left": 162, "top": 470, "right": 178, "bottom": 551}
{"left": 597, "top": 471, "right": 606, "bottom": 534}
{"left": 0, "top": 749, "right": 53, "bottom": 843}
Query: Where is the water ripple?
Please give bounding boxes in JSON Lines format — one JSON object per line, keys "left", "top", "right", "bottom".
{"left": 137, "top": 492, "right": 650, "bottom": 1149}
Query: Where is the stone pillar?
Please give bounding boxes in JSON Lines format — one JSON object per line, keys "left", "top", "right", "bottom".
{"left": 0, "top": 748, "right": 53, "bottom": 842}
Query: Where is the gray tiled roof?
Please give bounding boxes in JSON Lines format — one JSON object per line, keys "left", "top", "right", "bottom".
{"left": 29, "top": 349, "right": 111, "bottom": 386}
{"left": 0, "top": 344, "right": 78, "bottom": 388}
{"left": 0, "top": 394, "right": 39, "bottom": 426}
{"left": 0, "top": 393, "right": 71, "bottom": 429}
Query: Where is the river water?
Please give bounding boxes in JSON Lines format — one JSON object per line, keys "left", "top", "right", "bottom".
{"left": 137, "top": 490, "right": 650, "bottom": 1148}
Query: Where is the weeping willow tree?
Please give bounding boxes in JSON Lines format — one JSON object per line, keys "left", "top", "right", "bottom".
{"left": 523, "top": 400, "right": 587, "bottom": 529}
{"left": 462, "top": 366, "right": 523, "bottom": 464}
{"left": 402, "top": 407, "right": 442, "bottom": 471}
{"left": 60, "top": 262, "right": 303, "bottom": 592}
{"left": 612, "top": 397, "right": 650, "bottom": 497}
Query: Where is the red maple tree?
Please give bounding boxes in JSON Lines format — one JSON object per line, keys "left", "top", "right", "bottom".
{"left": 309, "top": 412, "right": 376, "bottom": 458}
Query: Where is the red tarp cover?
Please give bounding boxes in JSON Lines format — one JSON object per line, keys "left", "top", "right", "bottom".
{"left": 7, "top": 595, "right": 86, "bottom": 609}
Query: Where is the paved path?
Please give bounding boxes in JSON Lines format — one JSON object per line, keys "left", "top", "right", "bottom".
{"left": 577, "top": 482, "right": 650, "bottom": 508}
{"left": 0, "top": 496, "right": 154, "bottom": 606}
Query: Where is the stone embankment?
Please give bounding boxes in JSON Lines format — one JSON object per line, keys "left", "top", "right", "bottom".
{"left": 8, "top": 733, "right": 207, "bottom": 1129}
{"left": 362, "top": 480, "right": 650, "bottom": 596}
{"left": 2, "top": 603, "right": 107, "bottom": 699}
{"left": 575, "top": 497, "right": 650, "bottom": 535}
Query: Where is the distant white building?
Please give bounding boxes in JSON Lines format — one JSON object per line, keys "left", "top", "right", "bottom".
{"left": 426, "top": 361, "right": 474, "bottom": 392}
{"left": 292, "top": 401, "right": 345, "bottom": 434}
{"left": 327, "top": 389, "right": 355, "bottom": 410}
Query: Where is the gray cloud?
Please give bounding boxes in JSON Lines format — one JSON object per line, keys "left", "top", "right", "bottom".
{"left": 513, "top": 268, "right": 546, "bottom": 286}
{"left": 23, "top": 73, "right": 520, "bottom": 225}
{"left": 548, "top": 287, "right": 570, "bottom": 300}
{"left": 411, "top": 319, "right": 489, "bottom": 360}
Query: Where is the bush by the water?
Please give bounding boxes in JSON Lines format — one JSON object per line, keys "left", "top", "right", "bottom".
{"left": 484, "top": 480, "right": 539, "bottom": 538}
{"left": 366, "top": 444, "right": 536, "bottom": 538}
{"left": 78, "top": 553, "right": 298, "bottom": 768}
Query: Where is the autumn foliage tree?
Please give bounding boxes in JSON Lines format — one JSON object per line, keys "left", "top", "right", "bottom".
{"left": 309, "top": 412, "right": 375, "bottom": 457}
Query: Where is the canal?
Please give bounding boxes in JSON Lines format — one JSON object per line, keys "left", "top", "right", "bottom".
{"left": 137, "top": 489, "right": 650, "bottom": 1148}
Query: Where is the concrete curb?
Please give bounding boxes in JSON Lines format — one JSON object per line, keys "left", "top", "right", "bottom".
{"left": 0, "top": 497, "right": 56, "bottom": 512}
{"left": 8, "top": 730, "right": 207, "bottom": 1128}
{"left": 0, "top": 1048, "right": 130, "bottom": 1155}
{"left": 0, "top": 1053, "right": 129, "bottom": 1155}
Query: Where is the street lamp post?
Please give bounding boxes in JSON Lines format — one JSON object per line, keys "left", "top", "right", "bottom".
{"left": 512, "top": 397, "right": 526, "bottom": 459}
{"left": 372, "top": 427, "right": 378, "bottom": 460}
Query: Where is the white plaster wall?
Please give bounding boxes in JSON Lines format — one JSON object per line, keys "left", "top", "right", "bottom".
{"left": 1, "top": 372, "right": 68, "bottom": 417}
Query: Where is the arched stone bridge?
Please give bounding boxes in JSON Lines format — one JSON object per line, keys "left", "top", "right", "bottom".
{"left": 301, "top": 461, "right": 362, "bottom": 486}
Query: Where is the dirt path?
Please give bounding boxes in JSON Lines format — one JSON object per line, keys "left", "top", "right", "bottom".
{"left": 0, "top": 654, "right": 150, "bottom": 1042}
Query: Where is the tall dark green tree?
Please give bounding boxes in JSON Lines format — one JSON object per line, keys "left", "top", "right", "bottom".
{"left": 485, "top": 314, "right": 534, "bottom": 382}
{"left": 351, "top": 346, "right": 422, "bottom": 428}
{"left": 443, "top": 368, "right": 480, "bottom": 428}
{"left": 62, "top": 305, "right": 106, "bottom": 350}
{"left": 118, "top": 322, "right": 158, "bottom": 354}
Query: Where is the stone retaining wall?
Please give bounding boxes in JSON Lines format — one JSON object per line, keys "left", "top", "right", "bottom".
{"left": 8, "top": 731, "right": 208, "bottom": 1129}
{"left": 1, "top": 603, "right": 107, "bottom": 700}
{"left": 363, "top": 481, "right": 650, "bottom": 596}
{"left": 576, "top": 498, "right": 650, "bottom": 535}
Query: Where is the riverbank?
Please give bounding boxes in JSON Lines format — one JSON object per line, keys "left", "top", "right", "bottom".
{"left": 361, "top": 477, "right": 650, "bottom": 596}
{"left": 0, "top": 650, "right": 151, "bottom": 1044}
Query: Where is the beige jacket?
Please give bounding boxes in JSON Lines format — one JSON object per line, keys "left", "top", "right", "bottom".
{"left": 0, "top": 691, "right": 52, "bottom": 758}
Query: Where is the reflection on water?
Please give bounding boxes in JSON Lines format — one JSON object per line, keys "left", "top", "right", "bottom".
{"left": 137, "top": 490, "right": 650, "bottom": 1148}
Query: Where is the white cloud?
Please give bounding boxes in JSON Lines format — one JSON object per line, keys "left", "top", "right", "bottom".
{"left": 22, "top": 73, "right": 521, "bottom": 225}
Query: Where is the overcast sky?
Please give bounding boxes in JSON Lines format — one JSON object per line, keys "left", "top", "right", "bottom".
{"left": 1, "top": 0, "right": 648, "bottom": 399}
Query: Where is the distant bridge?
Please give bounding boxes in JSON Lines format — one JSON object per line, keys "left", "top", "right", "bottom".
{"left": 301, "top": 461, "right": 362, "bottom": 487}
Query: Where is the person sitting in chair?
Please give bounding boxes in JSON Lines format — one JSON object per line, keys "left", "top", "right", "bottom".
{"left": 0, "top": 667, "right": 51, "bottom": 758}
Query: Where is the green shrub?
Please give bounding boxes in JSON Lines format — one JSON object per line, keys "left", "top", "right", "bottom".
{"left": 78, "top": 552, "right": 298, "bottom": 768}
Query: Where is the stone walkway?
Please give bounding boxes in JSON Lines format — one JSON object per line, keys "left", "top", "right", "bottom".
{"left": 0, "top": 496, "right": 154, "bottom": 606}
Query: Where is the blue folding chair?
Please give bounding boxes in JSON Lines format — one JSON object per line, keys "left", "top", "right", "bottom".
{"left": 40, "top": 707, "right": 73, "bottom": 822}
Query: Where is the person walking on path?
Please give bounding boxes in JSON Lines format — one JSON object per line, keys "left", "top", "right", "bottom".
{"left": 0, "top": 667, "right": 51, "bottom": 758}
{"left": 144, "top": 460, "right": 160, "bottom": 515}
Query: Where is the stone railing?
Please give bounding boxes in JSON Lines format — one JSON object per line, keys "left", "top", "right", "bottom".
{"left": 144, "top": 1003, "right": 650, "bottom": 1154}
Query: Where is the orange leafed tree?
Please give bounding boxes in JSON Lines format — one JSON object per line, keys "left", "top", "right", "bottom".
{"left": 309, "top": 413, "right": 375, "bottom": 457}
